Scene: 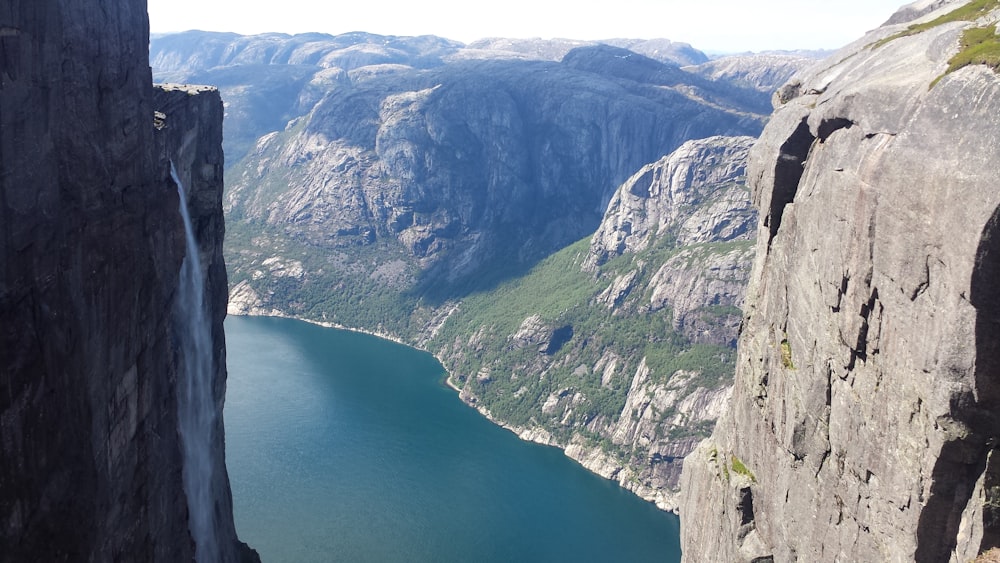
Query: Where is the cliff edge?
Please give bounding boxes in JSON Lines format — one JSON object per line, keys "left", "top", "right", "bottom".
{"left": 680, "top": 1, "right": 1000, "bottom": 561}
{"left": 1, "top": 2, "right": 254, "bottom": 561}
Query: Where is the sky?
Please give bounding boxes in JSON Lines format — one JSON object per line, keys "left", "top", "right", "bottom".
{"left": 148, "top": 0, "right": 910, "bottom": 54}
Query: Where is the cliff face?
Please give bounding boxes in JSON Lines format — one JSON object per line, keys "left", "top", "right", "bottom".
{"left": 1, "top": 2, "right": 252, "bottom": 561}
{"left": 680, "top": 1, "right": 1000, "bottom": 561}
{"left": 584, "top": 135, "right": 758, "bottom": 347}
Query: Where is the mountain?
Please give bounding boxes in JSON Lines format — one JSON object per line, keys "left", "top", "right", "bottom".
{"left": 1, "top": 2, "right": 254, "bottom": 561}
{"left": 149, "top": 32, "right": 717, "bottom": 165}
{"left": 680, "top": 0, "right": 1000, "bottom": 560}
{"left": 150, "top": 31, "right": 464, "bottom": 163}
{"left": 685, "top": 53, "right": 818, "bottom": 96}
{"left": 427, "top": 135, "right": 757, "bottom": 510}
{"left": 453, "top": 37, "right": 709, "bottom": 66}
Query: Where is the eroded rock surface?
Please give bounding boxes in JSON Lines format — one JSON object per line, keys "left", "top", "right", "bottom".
{"left": 680, "top": 1, "right": 1000, "bottom": 561}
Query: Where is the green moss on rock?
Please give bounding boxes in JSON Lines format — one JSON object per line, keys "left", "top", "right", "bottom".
{"left": 875, "top": 0, "right": 1000, "bottom": 48}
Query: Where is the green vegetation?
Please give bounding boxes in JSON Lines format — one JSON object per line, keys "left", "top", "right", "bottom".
{"left": 933, "top": 24, "right": 1000, "bottom": 86}
{"left": 646, "top": 343, "right": 734, "bottom": 388}
{"left": 780, "top": 337, "right": 795, "bottom": 370}
{"left": 431, "top": 237, "right": 596, "bottom": 339}
{"left": 875, "top": 0, "right": 1000, "bottom": 48}
{"left": 224, "top": 218, "right": 423, "bottom": 335}
{"left": 730, "top": 455, "right": 757, "bottom": 482}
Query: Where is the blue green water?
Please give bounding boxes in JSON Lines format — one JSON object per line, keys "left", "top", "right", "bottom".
{"left": 224, "top": 315, "right": 681, "bottom": 562}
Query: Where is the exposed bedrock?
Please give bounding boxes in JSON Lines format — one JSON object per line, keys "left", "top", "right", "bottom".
{"left": 680, "top": 1, "right": 1000, "bottom": 561}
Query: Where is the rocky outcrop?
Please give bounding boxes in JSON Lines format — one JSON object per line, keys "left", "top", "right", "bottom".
{"left": 680, "top": 1, "right": 1000, "bottom": 561}
{"left": 586, "top": 136, "right": 757, "bottom": 344}
{"left": 1, "top": 2, "right": 253, "bottom": 561}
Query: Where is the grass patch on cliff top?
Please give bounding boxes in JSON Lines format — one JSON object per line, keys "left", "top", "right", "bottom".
{"left": 934, "top": 24, "right": 1000, "bottom": 86}
{"left": 875, "top": 0, "right": 1000, "bottom": 48}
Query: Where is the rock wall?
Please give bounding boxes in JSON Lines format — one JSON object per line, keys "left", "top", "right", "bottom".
{"left": 680, "top": 1, "right": 1000, "bottom": 561}
{"left": 154, "top": 84, "right": 258, "bottom": 562}
{"left": 0, "top": 2, "right": 254, "bottom": 561}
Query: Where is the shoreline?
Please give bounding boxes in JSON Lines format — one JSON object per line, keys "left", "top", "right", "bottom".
{"left": 226, "top": 311, "right": 679, "bottom": 514}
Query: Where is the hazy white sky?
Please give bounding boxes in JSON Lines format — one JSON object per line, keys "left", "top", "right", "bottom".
{"left": 148, "top": 0, "right": 910, "bottom": 53}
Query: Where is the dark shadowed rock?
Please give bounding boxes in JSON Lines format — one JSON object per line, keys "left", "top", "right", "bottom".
{"left": 1, "top": 3, "right": 254, "bottom": 562}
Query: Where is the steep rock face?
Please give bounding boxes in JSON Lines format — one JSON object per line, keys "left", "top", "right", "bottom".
{"left": 586, "top": 136, "right": 757, "bottom": 344}
{"left": 431, "top": 136, "right": 757, "bottom": 511}
{"left": 0, "top": 2, "right": 253, "bottom": 561}
{"left": 680, "top": 1, "right": 1000, "bottom": 561}
{"left": 153, "top": 84, "right": 258, "bottom": 563}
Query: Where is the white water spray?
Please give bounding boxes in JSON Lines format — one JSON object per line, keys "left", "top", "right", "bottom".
{"left": 172, "top": 162, "right": 220, "bottom": 563}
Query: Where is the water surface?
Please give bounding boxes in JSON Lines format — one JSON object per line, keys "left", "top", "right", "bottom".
{"left": 225, "top": 315, "right": 681, "bottom": 562}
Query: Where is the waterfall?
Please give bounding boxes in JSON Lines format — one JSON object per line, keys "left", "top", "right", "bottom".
{"left": 171, "top": 162, "right": 220, "bottom": 563}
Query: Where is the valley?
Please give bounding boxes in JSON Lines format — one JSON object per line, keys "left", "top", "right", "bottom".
{"left": 151, "top": 31, "right": 810, "bottom": 509}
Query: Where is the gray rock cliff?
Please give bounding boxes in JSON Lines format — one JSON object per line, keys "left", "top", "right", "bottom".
{"left": 680, "top": 1, "right": 1000, "bottom": 561}
{"left": 585, "top": 136, "right": 757, "bottom": 344}
{"left": 1, "top": 2, "right": 254, "bottom": 561}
